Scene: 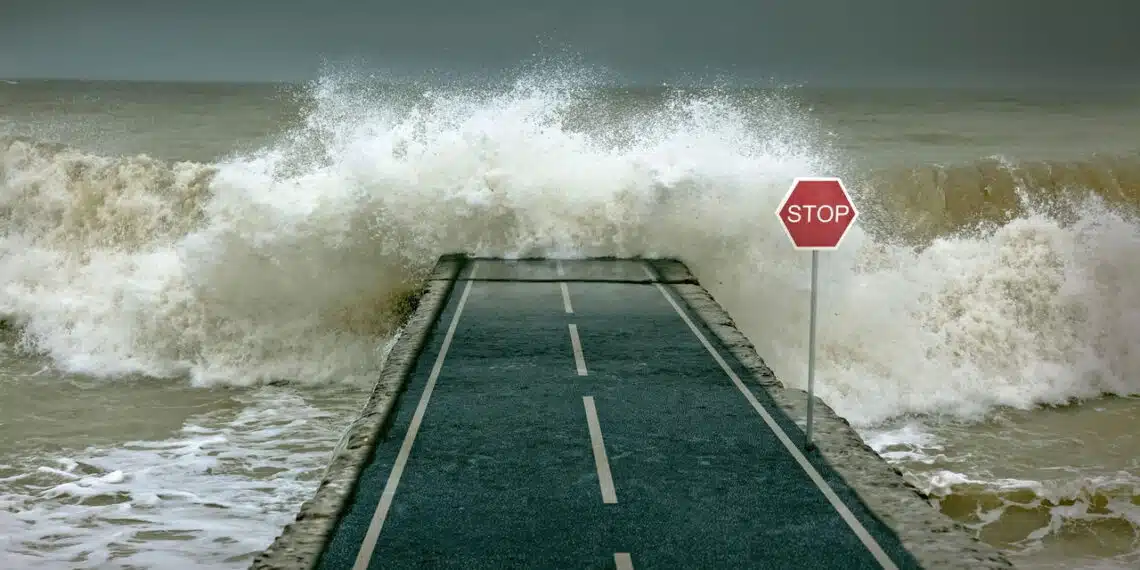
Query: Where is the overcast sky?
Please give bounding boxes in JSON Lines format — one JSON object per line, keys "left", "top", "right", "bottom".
{"left": 0, "top": 0, "right": 1136, "bottom": 85}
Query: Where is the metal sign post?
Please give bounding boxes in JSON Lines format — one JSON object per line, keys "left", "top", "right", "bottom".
{"left": 805, "top": 250, "right": 819, "bottom": 449}
{"left": 775, "top": 177, "right": 859, "bottom": 451}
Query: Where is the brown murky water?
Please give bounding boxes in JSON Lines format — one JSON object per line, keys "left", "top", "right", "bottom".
{"left": 1, "top": 79, "right": 1138, "bottom": 568}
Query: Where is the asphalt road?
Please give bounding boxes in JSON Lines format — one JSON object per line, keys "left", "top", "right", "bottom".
{"left": 317, "top": 259, "right": 921, "bottom": 570}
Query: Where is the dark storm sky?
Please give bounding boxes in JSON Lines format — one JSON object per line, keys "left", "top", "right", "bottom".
{"left": 0, "top": 0, "right": 1136, "bottom": 85}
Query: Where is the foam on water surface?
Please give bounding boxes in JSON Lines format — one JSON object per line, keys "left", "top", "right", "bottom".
{"left": 0, "top": 386, "right": 362, "bottom": 569}
{"left": 2, "top": 71, "right": 1139, "bottom": 567}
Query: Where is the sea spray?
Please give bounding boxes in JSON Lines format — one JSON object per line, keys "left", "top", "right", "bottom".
{"left": 2, "top": 72, "right": 1139, "bottom": 567}
{"left": 3, "top": 73, "right": 1139, "bottom": 418}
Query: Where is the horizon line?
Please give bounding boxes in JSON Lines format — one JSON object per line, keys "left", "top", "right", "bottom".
{"left": 2, "top": 75, "right": 1138, "bottom": 91}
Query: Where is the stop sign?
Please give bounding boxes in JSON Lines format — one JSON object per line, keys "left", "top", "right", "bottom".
{"left": 776, "top": 177, "right": 859, "bottom": 249}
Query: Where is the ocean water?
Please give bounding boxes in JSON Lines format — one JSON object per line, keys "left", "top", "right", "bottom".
{"left": 1, "top": 75, "right": 1138, "bottom": 569}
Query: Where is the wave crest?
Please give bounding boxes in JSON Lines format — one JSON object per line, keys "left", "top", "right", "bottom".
{"left": 0, "top": 136, "right": 216, "bottom": 251}
{"left": 861, "top": 153, "right": 1140, "bottom": 243}
{"left": 1, "top": 78, "right": 1138, "bottom": 428}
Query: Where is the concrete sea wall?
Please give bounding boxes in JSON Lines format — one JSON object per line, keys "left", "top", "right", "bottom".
{"left": 251, "top": 255, "right": 1013, "bottom": 569}
{"left": 250, "top": 255, "right": 463, "bottom": 570}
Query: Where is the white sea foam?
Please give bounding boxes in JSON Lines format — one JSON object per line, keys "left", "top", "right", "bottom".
{"left": 2, "top": 71, "right": 1139, "bottom": 567}
{"left": 0, "top": 387, "right": 359, "bottom": 568}
{"left": 3, "top": 75, "right": 1138, "bottom": 420}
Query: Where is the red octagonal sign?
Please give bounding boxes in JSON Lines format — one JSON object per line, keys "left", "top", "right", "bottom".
{"left": 776, "top": 177, "right": 859, "bottom": 250}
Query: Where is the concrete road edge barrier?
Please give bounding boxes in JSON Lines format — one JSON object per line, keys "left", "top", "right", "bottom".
{"left": 645, "top": 259, "right": 1013, "bottom": 569}
{"left": 250, "top": 254, "right": 465, "bottom": 570}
